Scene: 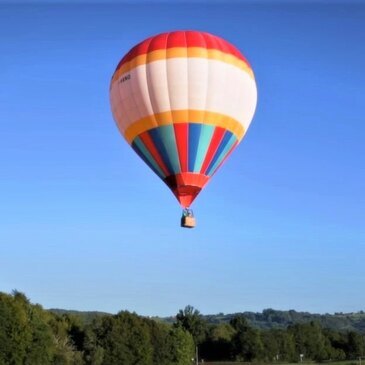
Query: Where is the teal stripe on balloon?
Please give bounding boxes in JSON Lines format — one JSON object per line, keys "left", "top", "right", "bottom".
{"left": 193, "top": 124, "right": 214, "bottom": 172}
{"left": 133, "top": 137, "right": 166, "bottom": 179}
{"left": 155, "top": 124, "right": 181, "bottom": 174}
{"left": 188, "top": 124, "right": 202, "bottom": 172}
{"left": 207, "top": 134, "right": 237, "bottom": 176}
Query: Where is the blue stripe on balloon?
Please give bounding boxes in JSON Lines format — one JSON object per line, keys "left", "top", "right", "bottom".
{"left": 137, "top": 123, "right": 236, "bottom": 178}
{"left": 206, "top": 131, "right": 237, "bottom": 176}
{"left": 208, "top": 138, "right": 237, "bottom": 176}
{"left": 188, "top": 123, "right": 201, "bottom": 171}
{"left": 149, "top": 125, "right": 181, "bottom": 175}
{"left": 132, "top": 138, "right": 166, "bottom": 179}
{"left": 193, "top": 124, "right": 214, "bottom": 172}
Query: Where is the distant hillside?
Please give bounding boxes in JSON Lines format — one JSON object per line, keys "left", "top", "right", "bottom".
{"left": 158, "top": 309, "right": 365, "bottom": 333}
{"left": 49, "top": 308, "right": 111, "bottom": 325}
{"left": 49, "top": 307, "right": 365, "bottom": 333}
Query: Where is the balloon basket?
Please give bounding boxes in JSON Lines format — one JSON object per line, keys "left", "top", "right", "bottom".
{"left": 181, "top": 208, "right": 196, "bottom": 228}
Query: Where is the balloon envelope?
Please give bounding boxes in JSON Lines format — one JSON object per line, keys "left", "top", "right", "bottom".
{"left": 110, "top": 31, "right": 257, "bottom": 208}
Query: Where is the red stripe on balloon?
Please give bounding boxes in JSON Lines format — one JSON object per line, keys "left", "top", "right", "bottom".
{"left": 174, "top": 123, "right": 188, "bottom": 172}
{"left": 200, "top": 127, "right": 226, "bottom": 175}
{"left": 115, "top": 31, "right": 250, "bottom": 73}
{"left": 139, "top": 132, "right": 170, "bottom": 177}
{"left": 167, "top": 31, "right": 186, "bottom": 49}
{"left": 149, "top": 32, "right": 169, "bottom": 51}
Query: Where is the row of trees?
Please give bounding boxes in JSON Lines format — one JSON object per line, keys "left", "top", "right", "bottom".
{"left": 202, "top": 308, "right": 365, "bottom": 332}
{"left": 177, "top": 305, "right": 365, "bottom": 363}
{"left": 0, "top": 291, "right": 194, "bottom": 365}
{"left": 1, "top": 292, "right": 364, "bottom": 364}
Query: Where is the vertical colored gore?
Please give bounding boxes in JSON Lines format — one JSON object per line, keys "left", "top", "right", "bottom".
{"left": 131, "top": 122, "right": 238, "bottom": 208}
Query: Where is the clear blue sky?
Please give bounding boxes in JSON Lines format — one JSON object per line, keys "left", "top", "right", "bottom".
{"left": 0, "top": 1, "right": 364, "bottom": 316}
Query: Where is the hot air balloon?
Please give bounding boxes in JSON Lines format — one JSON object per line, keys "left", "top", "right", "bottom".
{"left": 110, "top": 31, "right": 257, "bottom": 228}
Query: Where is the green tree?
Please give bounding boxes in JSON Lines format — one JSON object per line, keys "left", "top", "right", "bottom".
{"left": 346, "top": 331, "right": 365, "bottom": 359}
{"left": 277, "top": 330, "right": 297, "bottom": 362}
{"left": 24, "top": 304, "right": 55, "bottom": 365}
{"left": 261, "top": 329, "right": 280, "bottom": 362}
{"left": 0, "top": 291, "right": 40, "bottom": 364}
{"left": 289, "top": 321, "right": 332, "bottom": 361}
{"left": 168, "top": 326, "right": 195, "bottom": 365}
{"left": 144, "top": 319, "right": 171, "bottom": 365}
{"left": 0, "top": 291, "right": 30, "bottom": 364}
{"left": 176, "top": 305, "right": 207, "bottom": 345}
{"left": 48, "top": 312, "right": 85, "bottom": 364}
{"left": 323, "top": 329, "right": 347, "bottom": 360}
{"left": 261, "top": 329, "right": 296, "bottom": 362}
{"left": 230, "top": 315, "right": 264, "bottom": 361}
{"left": 83, "top": 318, "right": 105, "bottom": 365}
{"left": 200, "top": 323, "right": 235, "bottom": 361}
{"left": 0, "top": 291, "right": 79, "bottom": 365}
{"left": 98, "top": 311, "right": 153, "bottom": 365}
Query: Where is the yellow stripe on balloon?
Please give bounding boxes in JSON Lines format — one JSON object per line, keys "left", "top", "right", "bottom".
{"left": 111, "top": 47, "right": 254, "bottom": 84}
{"left": 122, "top": 110, "right": 246, "bottom": 144}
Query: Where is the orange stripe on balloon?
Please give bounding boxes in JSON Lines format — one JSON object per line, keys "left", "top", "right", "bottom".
{"left": 115, "top": 31, "right": 249, "bottom": 68}
{"left": 123, "top": 110, "right": 245, "bottom": 144}
{"left": 111, "top": 47, "right": 253, "bottom": 84}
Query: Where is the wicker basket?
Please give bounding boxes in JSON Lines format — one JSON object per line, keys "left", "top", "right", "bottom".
{"left": 181, "top": 215, "right": 196, "bottom": 228}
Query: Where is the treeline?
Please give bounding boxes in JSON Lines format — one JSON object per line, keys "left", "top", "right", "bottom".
{"left": 162, "top": 308, "right": 365, "bottom": 333}
{"left": 1, "top": 292, "right": 365, "bottom": 365}
{"left": 188, "top": 307, "right": 365, "bottom": 362}
{"left": 0, "top": 291, "right": 194, "bottom": 365}
{"left": 211, "top": 309, "right": 365, "bottom": 332}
